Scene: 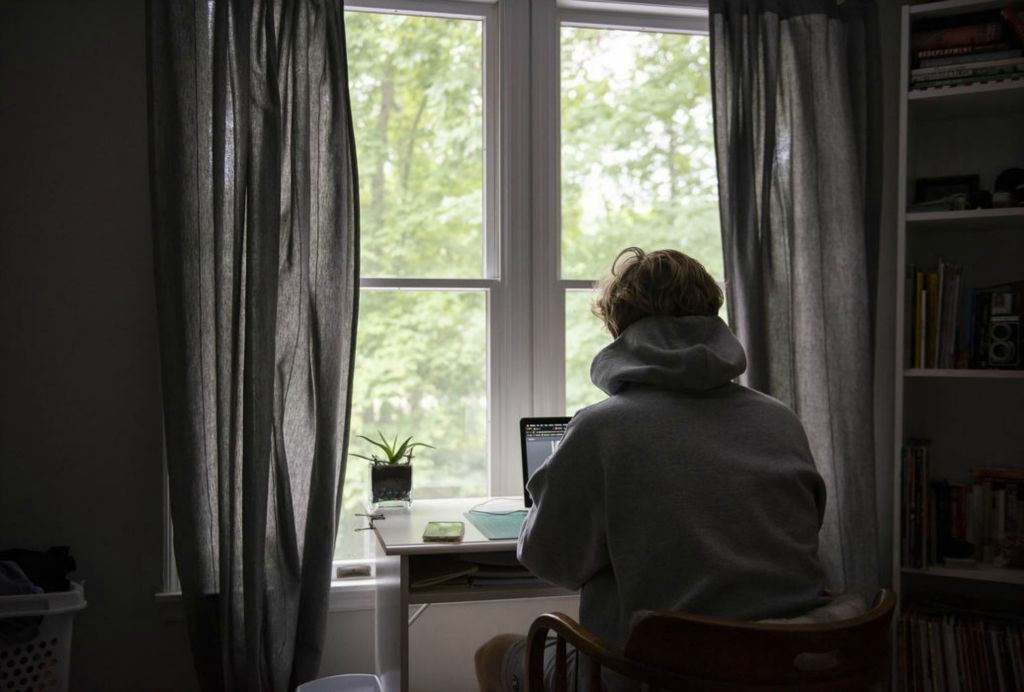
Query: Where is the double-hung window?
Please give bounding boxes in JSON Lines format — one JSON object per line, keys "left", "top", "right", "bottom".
{"left": 336, "top": 0, "right": 720, "bottom": 563}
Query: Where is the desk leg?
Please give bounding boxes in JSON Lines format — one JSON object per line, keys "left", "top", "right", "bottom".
{"left": 375, "top": 550, "right": 408, "bottom": 692}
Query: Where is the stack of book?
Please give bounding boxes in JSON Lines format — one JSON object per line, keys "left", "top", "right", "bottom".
{"left": 910, "top": 6, "right": 1024, "bottom": 91}
{"left": 898, "top": 605, "right": 1024, "bottom": 689}
{"left": 901, "top": 444, "right": 1024, "bottom": 571}
{"left": 901, "top": 439, "right": 932, "bottom": 570}
{"left": 409, "top": 553, "right": 538, "bottom": 590}
{"left": 908, "top": 260, "right": 962, "bottom": 369}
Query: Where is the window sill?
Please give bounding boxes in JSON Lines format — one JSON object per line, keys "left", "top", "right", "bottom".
{"left": 154, "top": 578, "right": 378, "bottom": 621}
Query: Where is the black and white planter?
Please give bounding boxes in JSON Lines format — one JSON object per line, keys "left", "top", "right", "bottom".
{"left": 371, "top": 463, "right": 413, "bottom": 509}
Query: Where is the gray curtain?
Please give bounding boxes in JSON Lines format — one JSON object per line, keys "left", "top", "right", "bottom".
{"left": 709, "top": 0, "right": 881, "bottom": 597}
{"left": 147, "top": 1, "right": 359, "bottom": 689}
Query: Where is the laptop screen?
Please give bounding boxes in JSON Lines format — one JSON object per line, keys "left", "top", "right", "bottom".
{"left": 519, "top": 417, "right": 571, "bottom": 507}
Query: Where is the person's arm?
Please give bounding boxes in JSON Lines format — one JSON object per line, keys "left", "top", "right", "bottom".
{"left": 516, "top": 417, "right": 609, "bottom": 590}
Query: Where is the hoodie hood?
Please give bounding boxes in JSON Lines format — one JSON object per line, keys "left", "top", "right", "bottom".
{"left": 590, "top": 315, "right": 747, "bottom": 395}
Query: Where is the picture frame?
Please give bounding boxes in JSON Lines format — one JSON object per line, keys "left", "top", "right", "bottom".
{"left": 914, "top": 174, "right": 979, "bottom": 204}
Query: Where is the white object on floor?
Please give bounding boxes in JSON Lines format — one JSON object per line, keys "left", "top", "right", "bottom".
{"left": 296, "top": 673, "right": 383, "bottom": 692}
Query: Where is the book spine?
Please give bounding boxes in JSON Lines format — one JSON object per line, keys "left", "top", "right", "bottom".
{"left": 1007, "top": 483, "right": 1019, "bottom": 538}
{"left": 912, "top": 22, "right": 1006, "bottom": 53}
{"left": 911, "top": 63, "right": 1024, "bottom": 83}
{"left": 1002, "top": 6, "right": 1024, "bottom": 46}
{"left": 927, "top": 272, "right": 940, "bottom": 368}
{"left": 912, "top": 72, "right": 1024, "bottom": 89}
{"left": 902, "top": 446, "right": 911, "bottom": 566}
{"left": 916, "top": 272, "right": 926, "bottom": 368}
{"left": 920, "top": 444, "right": 929, "bottom": 567}
{"left": 920, "top": 48, "right": 1022, "bottom": 67}
{"left": 913, "top": 55, "right": 1024, "bottom": 75}
{"left": 946, "top": 267, "right": 962, "bottom": 369}
{"left": 916, "top": 41, "right": 1013, "bottom": 59}
{"left": 968, "top": 484, "right": 982, "bottom": 560}
{"left": 935, "top": 264, "right": 946, "bottom": 367}
{"left": 993, "top": 486, "right": 1006, "bottom": 564}
{"left": 981, "top": 480, "right": 994, "bottom": 563}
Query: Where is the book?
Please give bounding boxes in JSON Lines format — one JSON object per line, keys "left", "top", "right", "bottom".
{"left": 914, "top": 271, "right": 925, "bottom": 368}
{"left": 920, "top": 48, "right": 1022, "bottom": 67}
{"left": 409, "top": 556, "right": 478, "bottom": 589}
{"left": 971, "top": 467, "right": 1024, "bottom": 483}
{"left": 926, "top": 272, "right": 940, "bottom": 368}
{"left": 912, "top": 56, "right": 1024, "bottom": 77}
{"left": 911, "top": 61, "right": 1024, "bottom": 84}
{"left": 912, "top": 20, "right": 1008, "bottom": 53}
{"left": 1002, "top": 5, "right": 1024, "bottom": 46}
{"left": 916, "top": 41, "right": 1016, "bottom": 59}
{"left": 911, "top": 72, "right": 1024, "bottom": 90}
{"left": 943, "top": 266, "right": 962, "bottom": 369}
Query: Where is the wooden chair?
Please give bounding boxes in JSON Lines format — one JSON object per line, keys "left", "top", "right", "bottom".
{"left": 527, "top": 589, "right": 896, "bottom": 692}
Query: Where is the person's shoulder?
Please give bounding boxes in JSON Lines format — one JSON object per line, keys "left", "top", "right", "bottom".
{"left": 564, "top": 396, "right": 624, "bottom": 434}
{"left": 730, "top": 383, "right": 808, "bottom": 431}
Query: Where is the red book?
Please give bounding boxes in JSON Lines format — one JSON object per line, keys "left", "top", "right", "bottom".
{"left": 912, "top": 21, "right": 1007, "bottom": 52}
{"left": 1002, "top": 5, "right": 1024, "bottom": 46}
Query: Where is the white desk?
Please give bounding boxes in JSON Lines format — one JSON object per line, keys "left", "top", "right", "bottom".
{"left": 370, "top": 497, "right": 573, "bottom": 692}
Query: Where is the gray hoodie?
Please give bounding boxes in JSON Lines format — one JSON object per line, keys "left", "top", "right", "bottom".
{"left": 518, "top": 315, "right": 827, "bottom": 675}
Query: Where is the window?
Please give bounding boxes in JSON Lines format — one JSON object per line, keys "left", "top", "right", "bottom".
{"left": 335, "top": 0, "right": 718, "bottom": 563}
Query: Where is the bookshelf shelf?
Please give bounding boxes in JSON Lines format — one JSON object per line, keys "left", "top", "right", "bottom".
{"left": 909, "top": 0, "right": 1012, "bottom": 20}
{"left": 905, "top": 207, "right": 1024, "bottom": 231}
{"left": 904, "top": 368, "right": 1024, "bottom": 379}
{"left": 908, "top": 79, "right": 1024, "bottom": 120}
{"left": 902, "top": 565, "right": 1024, "bottom": 585}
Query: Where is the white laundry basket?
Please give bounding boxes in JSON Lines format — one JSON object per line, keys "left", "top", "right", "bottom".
{"left": 295, "top": 673, "right": 382, "bottom": 692}
{"left": 0, "top": 583, "right": 86, "bottom": 692}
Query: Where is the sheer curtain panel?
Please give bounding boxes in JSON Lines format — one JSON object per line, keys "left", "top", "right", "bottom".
{"left": 147, "top": 1, "right": 359, "bottom": 689}
{"left": 710, "top": 0, "right": 881, "bottom": 597}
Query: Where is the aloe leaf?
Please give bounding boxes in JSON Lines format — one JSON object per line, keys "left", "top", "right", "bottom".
{"left": 393, "top": 436, "right": 414, "bottom": 460}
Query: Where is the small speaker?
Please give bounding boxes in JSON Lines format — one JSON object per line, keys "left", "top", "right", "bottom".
{"left": 988, "top": 316, "right": 1020, "bottom": 367}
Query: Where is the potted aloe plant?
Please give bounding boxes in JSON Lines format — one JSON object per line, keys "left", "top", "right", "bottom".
{"left": 353, "top": 432, "right": 433, "bottom": 509}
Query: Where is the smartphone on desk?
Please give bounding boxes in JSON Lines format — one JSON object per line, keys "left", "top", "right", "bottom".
{"left": 423, "top": 521, "right": 465, "bottom": 542}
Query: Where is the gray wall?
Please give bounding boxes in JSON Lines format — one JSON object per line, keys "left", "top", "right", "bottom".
{"left": 0, "top": 1, "right": 197, "bottom": 689}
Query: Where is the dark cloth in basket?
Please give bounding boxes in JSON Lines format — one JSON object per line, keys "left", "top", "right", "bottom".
{"left": 0, "top": 546, "right": 75, "bottom": 593}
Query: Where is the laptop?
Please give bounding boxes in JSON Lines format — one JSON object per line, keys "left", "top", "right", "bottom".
{"left": 519, "top": 416, "right": 571, "bottom": 507}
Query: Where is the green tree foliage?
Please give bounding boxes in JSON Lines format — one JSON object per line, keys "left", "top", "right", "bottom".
{"left": 347, "top": 12, "right": 484, "bottom": 279}
{"left": 561, "top": 28, "right": 723, "bottom": 414}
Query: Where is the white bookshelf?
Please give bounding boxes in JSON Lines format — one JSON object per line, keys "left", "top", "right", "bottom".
{"left": 908, "top": 78, "right": 1024, "bottom": 118}
{"left": 902, "top": 565, "right": 1024, "bottom": 586}
{"left": 893, "top": 0, "right": 1024, "bottom": 611}
{"left": 906, "top": 206, "right": 1024, "bottom": 231}
{"left": 904, "top": 368, "right": 1024, "bottom": 379}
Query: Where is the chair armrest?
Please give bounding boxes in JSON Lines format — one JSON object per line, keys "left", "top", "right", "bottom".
{"left": 526, "top": 613, "right": 697, "bottom": 692}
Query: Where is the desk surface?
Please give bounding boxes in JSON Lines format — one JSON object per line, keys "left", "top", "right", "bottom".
{"left": 371, "top": 497, "right": 526, "bottom": 556}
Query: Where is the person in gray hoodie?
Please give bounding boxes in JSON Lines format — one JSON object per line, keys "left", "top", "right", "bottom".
{"left": 475, "top": 247, "right": 828, "bottom": 692}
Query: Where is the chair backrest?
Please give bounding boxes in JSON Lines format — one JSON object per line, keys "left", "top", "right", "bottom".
{"left": 527, "top": 590, "right": 896, "bottom": 692}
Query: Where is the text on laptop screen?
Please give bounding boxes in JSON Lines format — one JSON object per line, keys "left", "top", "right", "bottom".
{"left": 523, "top": 420, "right": 568, "bottom": 482}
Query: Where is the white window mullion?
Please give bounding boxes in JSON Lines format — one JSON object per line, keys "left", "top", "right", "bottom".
{"left": 490, "top": 0, "right": 534, "bottom": 496}
{"left": 530, "top": 0, "right": 566, "bottom": 418}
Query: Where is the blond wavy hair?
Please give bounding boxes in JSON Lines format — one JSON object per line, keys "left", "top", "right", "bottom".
{"left": 592, "top": 247, "right": 724, "bottom": 337}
